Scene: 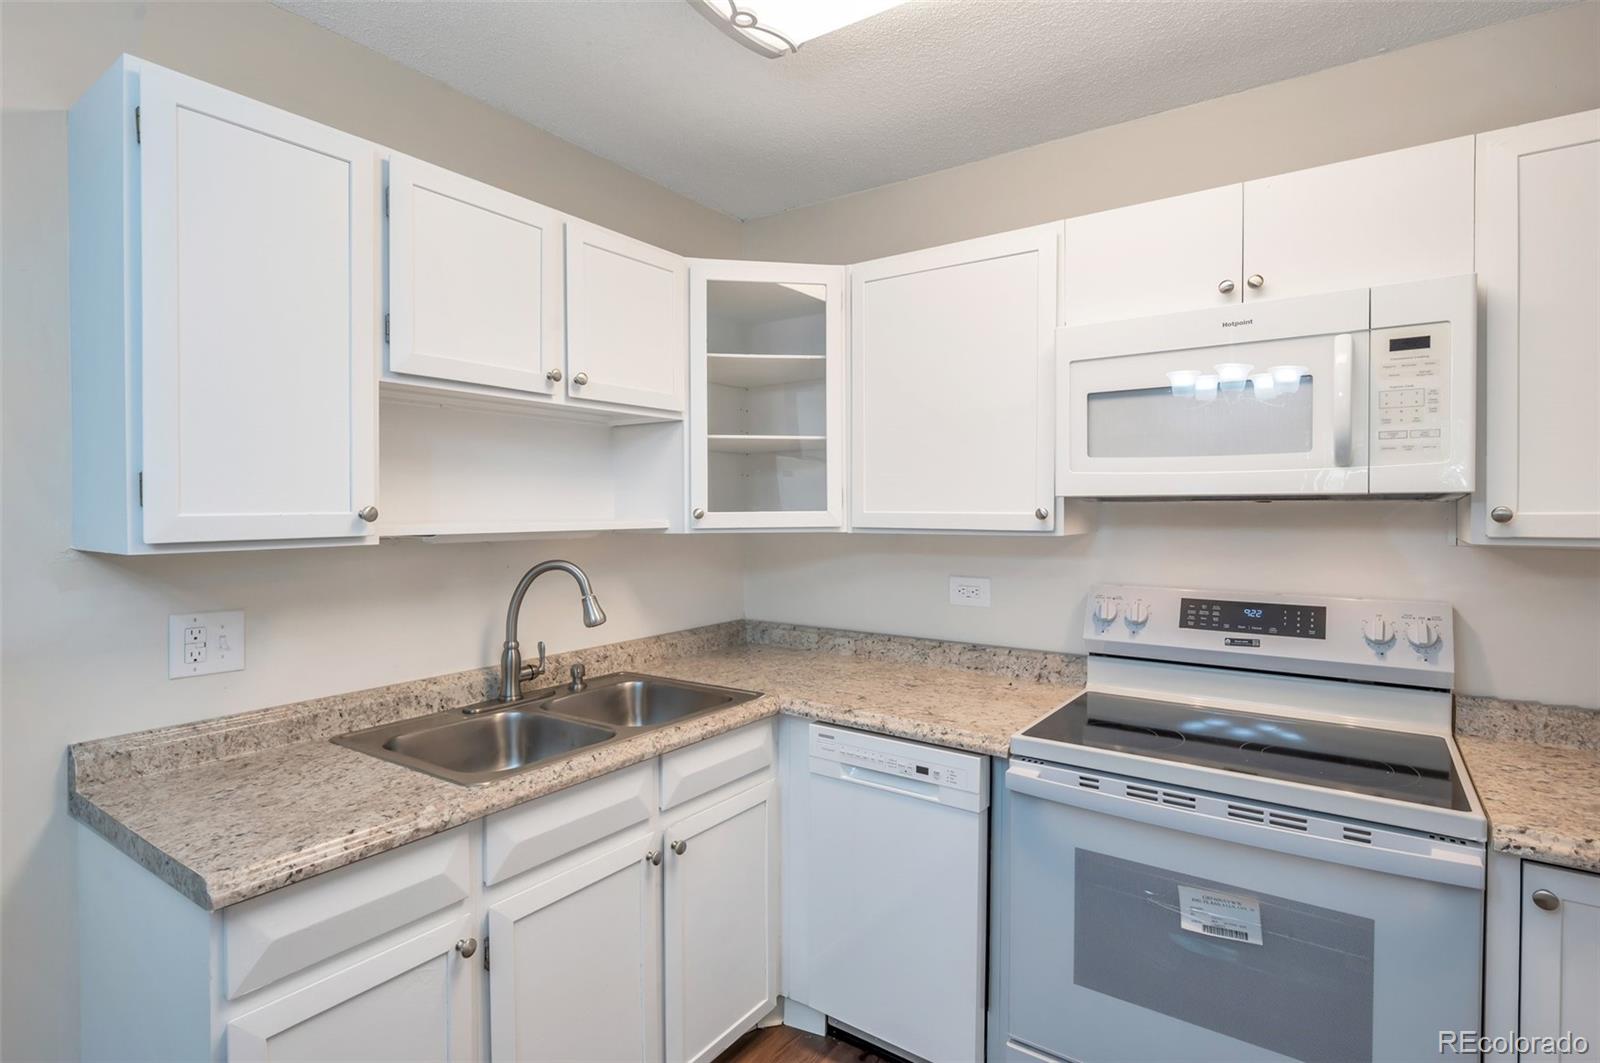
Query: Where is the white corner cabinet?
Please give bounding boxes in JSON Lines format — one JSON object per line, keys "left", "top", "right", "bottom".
{"left": 688, "top": 260, "right": 846, "bottom": 530}
{"left": 850, "top": 225, "right": 1063, "bottom": 533}
{"left": 79, "top": 721, "right": 778, "bottom": 1063}
{"left": 1461, "top": 110, "right": 1600, "bottom": 548}
{"left": 1060, "top": 137, "right": 1475, "bottom": 325}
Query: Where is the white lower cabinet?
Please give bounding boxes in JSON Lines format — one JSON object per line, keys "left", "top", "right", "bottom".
{"left": 1521, "top": 863, "right": 1600, "bottom": 1057}
{"left": 487, "top": 833, "right": 662, "bottom": 1063}
{"left": 664, "top": 780, "right": 780, "bottom": 1063}
{"left": 226, "top": 915, "right": 477, "bottom": 1062}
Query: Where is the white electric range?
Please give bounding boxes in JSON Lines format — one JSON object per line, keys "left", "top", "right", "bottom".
{"left": 1001, "top": 583, "right": 1486, "bottom": 1063}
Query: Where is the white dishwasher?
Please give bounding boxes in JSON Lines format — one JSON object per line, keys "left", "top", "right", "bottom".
{"left": 788, "top": 722, "right": 989, "bottom": 1063}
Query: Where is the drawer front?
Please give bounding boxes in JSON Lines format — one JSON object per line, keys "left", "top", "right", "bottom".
{"left": 223, "top": 828, "right": 470, "bottom": 999}
{"left": 483, "top": 761, "right": 654, "bottom": 887}
{"left": 660, "top": 720, "right": 775, "bottom": 811}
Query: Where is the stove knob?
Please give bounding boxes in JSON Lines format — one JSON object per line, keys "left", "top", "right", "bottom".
{"left": 1094, "top": 597, "right": 1120, "bottom": 625}
{"left": 1405, "top": 619, "right": 1441, "bottom": 652}
{"left": 1362, "top": 615, "right": 1395, "bottom": 646}
{"left": 1124, "top": 600, "right": 1150, "bottom": 630}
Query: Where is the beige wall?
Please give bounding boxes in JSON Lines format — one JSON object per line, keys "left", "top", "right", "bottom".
{"left": 740, "top": 2, "right": 1600, "bottom": 262}
{"left": 0, "top": 5, "right": 745, "bottom": 1060}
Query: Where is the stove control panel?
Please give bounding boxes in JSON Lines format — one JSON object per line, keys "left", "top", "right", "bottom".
{"left": 1087, "top": 584, "right": 1452, "bottom": 688}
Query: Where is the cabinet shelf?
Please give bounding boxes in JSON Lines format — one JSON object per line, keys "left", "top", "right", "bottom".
{"left": 379, "top": 518, "right": 670, "bottom": 543}
{"left": 706, "top": 354, "right": 825, "bottom": 389}
{"left": 706, "top": 434, "right": 826, "bottom": 455}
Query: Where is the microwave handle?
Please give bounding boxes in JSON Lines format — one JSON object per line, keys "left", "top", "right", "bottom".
{"left": 1332, "top": 333, "right": 1354, "bottom": 467}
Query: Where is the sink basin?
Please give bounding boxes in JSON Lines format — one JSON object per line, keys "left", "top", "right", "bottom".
{"left": 542, "top": 674, "right": 750, "bottom": 729}
{"left": 333, "top": 672, "right": 761, "bottom": 786}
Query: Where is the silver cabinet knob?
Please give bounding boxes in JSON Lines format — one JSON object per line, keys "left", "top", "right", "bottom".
{"left": 1491, "top": 506, "right": 1514, "bottom": 524}
{"left": 1035, "top": 507, "right": 1049, "bottom": 520}
{"left": 645, "top": 849, "right": 662, "bottom": 866}
{"left": 572, "top": 371, "right": 589, "bottom": 386}
{"left": 670, "top": 839, "right": 687, "bottom": 856}
{"left": 692, "top": 508, "right": 706, "bottom": 520}
{"left": 1246, "top": 274, "right": 1265, "bottom": 289}
{"left": 1532, "top": 889, "right": 1561, "bottom": 912}
{"left": 1217, "top": 279, "right": 1236, "bottom": 294}
{"left": 455, "top": 937, "right": 478, "bottom": 958}
{"left": 546, "top": 368, "right": 563, "bottom": 383}
{"left": 357, "top": 506, "right": 379, "bottom": 523}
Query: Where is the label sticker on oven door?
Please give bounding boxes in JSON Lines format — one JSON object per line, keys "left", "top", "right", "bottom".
{"left": 1177, "top": 886, "right": 1263, "bottom": 945}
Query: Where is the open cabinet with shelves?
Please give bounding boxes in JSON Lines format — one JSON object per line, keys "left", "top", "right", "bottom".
{"left": 689, "top": 264, "right": 846, "bottom": 530}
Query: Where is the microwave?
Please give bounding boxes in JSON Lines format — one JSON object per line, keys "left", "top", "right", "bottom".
{"left": 1055, "top": 275, "right": 1476, "bottom": 499}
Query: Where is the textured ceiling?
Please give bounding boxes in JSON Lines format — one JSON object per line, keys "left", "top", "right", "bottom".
{"left": 277, "top": 0, "right": 1561, "bottom": 219}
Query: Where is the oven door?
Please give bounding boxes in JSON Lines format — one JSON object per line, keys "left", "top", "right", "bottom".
{"left": 1003, "top": 761, "right": 1483, "bottom": 1063}
{"left": 1056, "top": 288, "right": 1371, "bottom": 498}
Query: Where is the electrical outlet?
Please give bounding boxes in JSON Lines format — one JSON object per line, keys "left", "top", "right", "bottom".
{"left": 949, "top": 576, "right": 991, "bottom": 608}
{"left": 169, "top": 611, "right": 245, "bottom": 678}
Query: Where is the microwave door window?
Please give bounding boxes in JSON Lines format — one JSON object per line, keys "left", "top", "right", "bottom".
{"left": 1086, "top": 374, "right": 1314, "bottom": 459}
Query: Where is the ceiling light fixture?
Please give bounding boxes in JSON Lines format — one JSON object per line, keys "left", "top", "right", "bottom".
{"left": 689, "top": 0, "right": 910, "bottom": 58}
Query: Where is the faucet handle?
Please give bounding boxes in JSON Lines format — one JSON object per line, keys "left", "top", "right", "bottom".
{"left": 519, "top": 641, "right": 547, "bottom": 683}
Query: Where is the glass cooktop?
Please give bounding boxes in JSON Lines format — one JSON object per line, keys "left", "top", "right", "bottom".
{"left": 1021, "top": 691, "right": 1470, "bottom": 811}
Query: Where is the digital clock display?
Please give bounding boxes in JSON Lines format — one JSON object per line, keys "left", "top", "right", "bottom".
{"left": 1181, "top": 598, "right": 1326, "bottom": 640}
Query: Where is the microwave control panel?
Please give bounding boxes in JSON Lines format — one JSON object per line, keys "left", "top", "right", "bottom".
{"left": 1371, "top": 322, "right": 1449, "bottom": 464}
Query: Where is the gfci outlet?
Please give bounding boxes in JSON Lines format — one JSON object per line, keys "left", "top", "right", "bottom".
{"left": 949, "top": 576, "right": 991, "bottom": 608}
{"left": 168, "top": 611, "right": 245, "bottom": 678}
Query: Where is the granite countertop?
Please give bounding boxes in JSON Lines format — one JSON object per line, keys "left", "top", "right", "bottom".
{"left": 70, "top": 624, "right": 1082, "bottom": 910}
{"left": 1456, "top": 696, "right": 1600, "bottom": 875}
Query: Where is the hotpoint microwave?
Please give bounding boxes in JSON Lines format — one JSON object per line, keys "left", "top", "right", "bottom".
{"left": 1055, "top": 274, "right": 1476, "bottom": 499}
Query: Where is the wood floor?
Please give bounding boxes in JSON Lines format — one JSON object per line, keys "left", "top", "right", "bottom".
{"left": 716, "top": 1024, "right": 898, "bottom": 1063}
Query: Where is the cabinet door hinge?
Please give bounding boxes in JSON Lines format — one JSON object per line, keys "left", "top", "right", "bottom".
{"left": 383, "top": 313, "right": 390, "bottom": 344}
{"left": 383, "top": 187, "right": 389, "bottom": 218}
{"left": 134, "top": 106, "right": 141, "bottom": 144}
{"left": 137, "top": 472, "right": 143, "bottom": 506}
{"left": 482, "top": 936, "right": 490, "bottom": 972}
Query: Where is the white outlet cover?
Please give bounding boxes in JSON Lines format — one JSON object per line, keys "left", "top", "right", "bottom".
{"left": 168, "top": 610, "right": 246, "bottom": 679}
{"left": 949, "top": 576, "right": 991, "bottom": 608}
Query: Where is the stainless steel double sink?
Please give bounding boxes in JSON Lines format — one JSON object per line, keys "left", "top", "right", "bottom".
{"left": 333, "top": 672, "right": 762, "bottom": 786}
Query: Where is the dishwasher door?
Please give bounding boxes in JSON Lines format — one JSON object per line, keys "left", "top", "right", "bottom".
{"left": 792, "top": 723, "right": 989, "bottom": 1063}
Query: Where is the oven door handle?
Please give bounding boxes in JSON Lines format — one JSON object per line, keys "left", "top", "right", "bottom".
{"left": 1332, "top": 332, "right": 1354, "bottom": 467}
{"left": 1006, "top": 763, "right": 1484, "bottom": 890}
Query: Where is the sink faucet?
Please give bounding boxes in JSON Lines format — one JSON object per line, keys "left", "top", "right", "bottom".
{"left": 497, "top": 560, "right": 606, "bottom": 702}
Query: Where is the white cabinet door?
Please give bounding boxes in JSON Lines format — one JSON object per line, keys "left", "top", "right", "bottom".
{"left": 1478, "top": 111, "right": 1600, "bottom": 542}
{"left": 226, "top": 916, "right": 475, "bottom": 1062}
{"left": 386, "top": 154, "right": 563, "bottom": 396}
{"left": 138, "top": 67, "right": 378, "bottom": 543}
{"left": 565, "top": 219, "right": 686, "bottom": 412}
{"left": 1243, "top": 137, "right": 1475, "bottom": 302}
{"left": 689, "top": 260, "right": 845, "bottom": 530}
{"left": 487, "top": 834, "right": 661, "bottom": 1063}
{"left": 663, "top": 780, "right": 778, "bottom": 1063}
{"left": 1060, "top": 184, "right": 1243, "bottom": 325}
{"left": 1521, "top": 864, "right": 1600, "bottom": 1059}
{"left": 851, "top": 226, "right": 1060, "bottom": 531}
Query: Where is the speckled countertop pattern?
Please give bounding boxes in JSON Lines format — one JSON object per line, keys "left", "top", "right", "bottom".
{"left": 1455, "top": 694, "right": 1600, "bottom": 874}
{"left": 70, "top": 623, "right": 1082, "bottom": 910}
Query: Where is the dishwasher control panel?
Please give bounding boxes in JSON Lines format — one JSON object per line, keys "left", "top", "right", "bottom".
{"left": 810, "top": 724, "right": 984, "bottom": 798}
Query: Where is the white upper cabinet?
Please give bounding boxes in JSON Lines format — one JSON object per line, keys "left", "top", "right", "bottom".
{"left": 71, "top": 57, "right": 380, "bottom": 551}
{"left": 1470, "top": 110, "right": 1600, "bottom": 545}
{"left": 1242, "top": 137, "right": 1475, "bottom": 301}
{"left": 1060, "top": 184, "right": 1243, "bottom": 325}
{"left": 851, "top": 226, "right": 1061, "bottom": 532}
{"left": 1520, "top": 863, "right": 1600, "bottom": 1058}
{"left": 688, "top": 260, "right": 846, "bottom": 530}
{"left": 385, "top": 154, "right": 563, "bottom": 396}
{"left": 565, "top": 220, "right": 687, "bottom": 414}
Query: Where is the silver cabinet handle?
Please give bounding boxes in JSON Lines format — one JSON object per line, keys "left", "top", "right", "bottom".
{"left": 1491, "top": 506, "right": 1514, "bottom": 524}
{"left": 572, "top": 371, "right": 589, "bottom": 386}
{"left": 1246, "top": 274, "right": 1265, "bottom": 289}
{"left": 455, "top": 937, "right": 478, "bottom": 958}
{"left": 1532, "top": 889, "right": 1560, "bottom": 912}
{"left": 1218, "top": 279, "right": 1235, "bottom": 294}
{"left": 692, "top": 508, "right": 706, "bottom": 520}
{"left": 1035, "top": 507, "right": 1050, "bottom": 520}
{"left": 670, "top": 839, "right": 687, "bottom": 856}
{"left": 546, "top": 368, "right": 563, "bottom": 383}
{"left": 358, "top": 506, "right": 379, "bottom": 523}
{"left": 645, "top": 850, "right": 662, "bottom": 866}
